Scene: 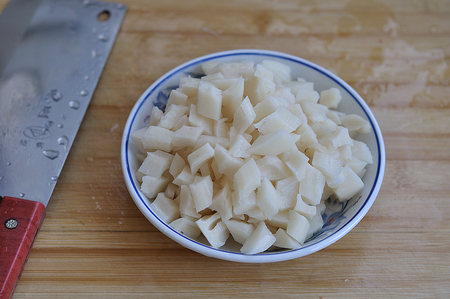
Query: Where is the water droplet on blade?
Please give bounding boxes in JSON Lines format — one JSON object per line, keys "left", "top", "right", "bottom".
{"left": 43, "top": 150, "right": 59, "bottom": 160}
{"left": 80, "top": 90, "right": 89, "bottom": 96}
{"left": 58, "top": 136, "right": 69, "bottom": 149}
{"left": 19, "top": 193, "right": 25, "bottom": 197}
{"left": 98, "top": 34, "right": 108, "bottom": 41}
{"left": 51, "top": 89, "right": 63, "bottom": 101}
{"left": 69, "top": 101, "right": 80, "bottom": 109}
{"left": 57, "top": 123, "right": 63, "bottom": 128}
{"left": 6, "top": 162, "right": 11, "bottom": 166}
{"left": 84, "top": 75, "right": 89, "bottom": 80}
{"left": 51, "top": 176, "right": 58, "bottom": 181}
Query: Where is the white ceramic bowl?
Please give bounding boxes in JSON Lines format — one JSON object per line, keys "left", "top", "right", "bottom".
{"left": 121, "top": 49, "right": 385, "bottom": 263}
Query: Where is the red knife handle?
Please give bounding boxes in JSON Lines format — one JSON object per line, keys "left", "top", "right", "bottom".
{"left": 0, "top": 196, "right": 46, "bottom": 299}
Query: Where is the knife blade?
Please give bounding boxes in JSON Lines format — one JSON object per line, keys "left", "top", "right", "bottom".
{"left": 0, "top": 0, "right": 126, "bottom": 298}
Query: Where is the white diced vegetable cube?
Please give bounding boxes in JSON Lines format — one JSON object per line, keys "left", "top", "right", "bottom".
{"left": 295, "top": 89, "right": 320, "bottom": 103}
{"left": 246, "top": 206, "right": 267, "bottom": 221}
{"left": 256, "top": 155, "right": 290, "bottom": 181}
{"left": 196, "top": 213, "right": 229, "bottom": 248}
{"left": 340, "top": 114, "right": 371, "bottom": 134}
{"left": 138, "top": 150, "right": 174, "bottom": 178}
{"left": 189, "top": 175, "right": 213, "bottom": 212}
{"left": 224, "top": 219, "right": 255, "bottom": 245}
{"left": 214, "top": 144, "right": 245, "bottom": 180}
{"left": 171, "top": 125, "right": 203, "bottom": 148}
{"left": 188, "top": 104, "right": 213, "bottom": 135}
{"left": 222, "top": 77, "right": 245, "bottom": 120}
{"left": 300, "top": 101, "right": 328, "bottom": 123}
{"left": 285, "top": 80, "right": 314, "bottom": 96}
{"left": 201, "top": 61, "right": 219, "bottom": 74}
{"left": 256, "top": 177, "right": 280, "bottom": 220}
{"left": 245, "top": 75, "right": 276, "bottom": 105}
{"left": 213, "top": 118, "right": 229, "bottom": 138}
{"left": 142, "top": 126, "right": 173, "bottom": 152}
{"left": 209, "top": 183, "right": 233, "bottom": 221}
{"left": 179, "top": 185, "right": 201, "bottom": 219}
{"left": 187, "top": 143, "right": 215, "bottom": 174}
{"left": 275, "top": 176, "right": 299, "bottom": 211}
{"left": 351, "top": 140, "right": 374, "bottom": 164}
{"left": 172, "top": 165, "right": 196, "bottom": 186}
{"left": 254, "top": 63, "right": 274, "bottom": 80}
{"left": 199, "top": 163, "right": 211, "bottom": 177}
{"left": 130, "top": 127, "right": 147, "bottom": 154}
{"left": 169, "top": 153, "right": 186, "bottom": 178}
{"left": 247, "top": 130, "right": 296, "bottom": 156}
{"left": 326, "top": 110, "right": 343, "bottom": 125}
{"left": 261, "top": 60, "right": 291, "bottom": 84}
{"left": 345, "top": 158, "right": 368, "bottom": 176}
{"left": 253, "top": 96, "right": 288, "bottom": 122}
{"left": 164, "top": 182, "right": 179, "bottom": 199}
{"left": 328, "top": 126, "right": 353, "bottom": 148}
{"left": 295, "top": 123, "right": 318, "bottom": 152}
{"left": 338, "top": 144, "right": 352, "bottom": 161}
{"left": 158, "top": 104, "right": 188, "bottom": 130}
{"left": 312, "top": 151, "right": 342, "bottom": 179}
{"left": 240, "top": 221, "right": 276, "bottom": 254}
{"left": 273, "top": 228, "right": 301, "bottom": 249}
{"left": 212, "top": 77, "right": 240, "bottom": 91}
{"left": 180, "top": 76, "right": 200, "bottom": 96}
{"left": 284, "top": 148, "right": 309, "bottom": 181}
{"left": 287, "top": 210, "right": 310, "bottom": 244}
{"left": 210, "top": 61, "right": 254, "bottom": 79}
{"left": 266, "top": 210, "right": 289, "bottom": 230}
{"left": 254, "top": 107, "right": 302, "bottom": 135}
{"left": 150, "top": 193, "right": 180, "bottom": 223}
{"left": 193, "top": 135, "right": 230, "bottom": 151}
{"left": 319, "top": 87, "right": 341, "bottom": 109}
{"left": 228, "top": 134, "right": 251, "bottom": 158}
{"left": 172, "top": 115, "right": 189, "bottom": 132}
{"left": 141, "top": 176, "right": 170, "bottom": 199}
{"left": 148, "top": 106, "right": 164, "bottom": 126}
{"left": 332, "top": 165, "right": 364, "bottom": 202}
{"left": 287, "top": 103, "right": 308, "bottom": 124}
{"left": 326, "top": 169, "right": 345, "bottom": 189}
{"left": 293, "top": 194, "right": 317, "bottom": 219}
{"left": 232, "top": 190, "right": 258, "bottom": 216}
{"left": 233, "top": 96, "right": 256, "bottom": 135}
{"left": 273, "top": 86, "right": 295, "bottom": 105}
{"left": 311, "top": 122, "right": 335, "bottom": 140}
{"left": 167, "top": 89, "right": 188, "bottom": 107}
{"left": 170, "top": 217, "right": 201, "bottom": 239}
{"left": 201, "top": 72, "right": 225, "bottom": 82}
{"left": 197, "top": 81, "right": 223, "bottom": 120}
{"left": 233, "top": 158, "right": 261, "bottom": 199}
{"left": 299, "top": 164, "right": 326, "bottom": 205}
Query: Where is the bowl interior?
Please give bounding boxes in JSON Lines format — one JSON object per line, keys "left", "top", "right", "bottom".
{"left": 122, "top": 50, "right": 385, "bottom": 263}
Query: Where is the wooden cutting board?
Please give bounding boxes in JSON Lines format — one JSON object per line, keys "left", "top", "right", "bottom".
{"left": 2, "top": 0, "right": 449, "bottom": 297}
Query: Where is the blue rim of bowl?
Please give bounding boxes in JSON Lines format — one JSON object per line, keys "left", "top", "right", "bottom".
{"left": 122, "top": 49, "right": 386, "bottom": 262}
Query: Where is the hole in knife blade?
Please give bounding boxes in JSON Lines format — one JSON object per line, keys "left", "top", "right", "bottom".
{"left": 97, "top": 10, "right": 110, "bottom": 22}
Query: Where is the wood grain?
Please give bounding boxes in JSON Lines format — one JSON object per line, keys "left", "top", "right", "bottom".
{"left": 1, "top": 0, "right": 449, "bottom": 298}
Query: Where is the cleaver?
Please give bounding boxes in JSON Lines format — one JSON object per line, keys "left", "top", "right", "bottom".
{"left": 0, "top": 0, "right": 126, "bottom": 297}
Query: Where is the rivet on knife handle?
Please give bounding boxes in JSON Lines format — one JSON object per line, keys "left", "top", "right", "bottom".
{"left": 0, "top": 197, "right": 46, "bottom": 299}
